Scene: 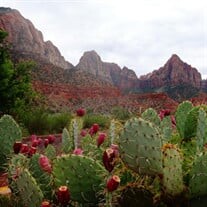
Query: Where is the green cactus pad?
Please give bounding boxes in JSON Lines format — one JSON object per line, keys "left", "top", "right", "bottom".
{"left": 119, "top": 117, "right": 163, "bottom": 175}
{"left": 52, "top": 154, "right": 107, "bottom": 204}
{"left": 16, "top": 168, "right": 43, "bottom": 207}
{"left": 0, "top": 115, "right": 22, "bottom": 170}
{"left": 160, "top": 116, "right": 173, "bottom": 143}
{"left": 189, "top": 152, "right": 207, "bottom": 198}
{"left": 196, "top": 109, "right": 207, "bottom": 152}
{"left": 175, "top": 101, "right": 193, "bottom": 139}
{"left": 29, "top": 154, "right": 52, "bottom": 199}
{"left": 61, "top": 127, "right": 73, "bottom": 153}
{"left": 141, "top": 108, "right": 161, "bottom": 126}
{"left": 184, "top": 106, "right": 200, "bottom": 139}
{"left": 109, "top": 119, "right": 123, "bottom": 144}
{"left": 162, "top": 144, "right": 184, "bottom": 196}
{"left": 44, "top": 144, "right": 56, "bottom": 160}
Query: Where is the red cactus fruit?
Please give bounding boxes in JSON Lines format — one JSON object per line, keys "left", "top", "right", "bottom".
{"left": 39, "top": 155, "right": 52, "bottom": 173}
{"left": 92, "top": 123, "right": 99, "bottom": 133}
{"left": 107, "top": 175, "right": 120, "bottom": 192}
{"left": 44, "top": 139, "right": 49, "bottom": 148}
{"left": 103, "top": 148, "right": 116, "bottom": 172}
{"left": 41, "top": 200, "right": 50, "bottom": 207}
{"left": 159, "top": 109, "right": 171, "bottom": 120}
{"left": 76, "top": 108, "right": 86, "bottom": 117}
{"left": 31, "top": 139, "right": 39, "bottom": 147}
{"left": 110, "top": 144, "right": 119, "bottom": 157}
{"left": 73, "top": 148, "right": 83, "bottom": 155}
{"left": 171, "top": 115, "right": 176, "bottom": 127}
{"left": 47, "top": 135, "right": 55, "bottom": 144}
{"left": 30, "top": 134, "right": 37, "bottom": 142}
{"left": 28, "top": 147, "right": 37, "bottom": 157}
{"left": 57, "top": 186, "right": 70, "bottom": 206}
{"left": 97, "top": 132, "right": 107, "bottom": 147}
{"left": 80, "top": 129, "right": 87, "bottom": 137}
{"left": 13, "top": 141, "right": 22, "bottom": 154}
{"left": 20, "top": 144, "right": 29, "bottom": 154}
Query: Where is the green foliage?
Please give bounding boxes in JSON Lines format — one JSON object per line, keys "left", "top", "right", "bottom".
{"left": 83, "top": 114, "right": 110, "bottom": 129}
{"left": 21, "top": 108, "right": 71, "bottom": 135}
{"left": 0, "top": 29, "right": 37, "bottom": 115}
{"left": 111, "top": 106, "right": 132, "bottom": 121}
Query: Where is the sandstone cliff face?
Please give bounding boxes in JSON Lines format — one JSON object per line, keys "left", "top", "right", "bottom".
{"left": 76, "top": 50, "right": 139, "bottom": 91}
{"left": 0, "top": 7, "right": 73, "bottom": 69}
{"left": 140, "top": 54, "right": 202, "bottom": 89}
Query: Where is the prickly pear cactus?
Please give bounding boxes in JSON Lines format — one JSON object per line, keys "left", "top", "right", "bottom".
{"left": 16, "top": 169, "right": 43, "bottom": 207}
{"left": 52, "top": 154, "right": 107, "bottom": 204}
{"left": 175, "top": 101, "right": 193, "bottom": 139}
{"left": 162, "top": 144, "right": 184, "bottom": 196}
{"left": 141, "top": 108, "right": 161, "bottom": 126}
{"left": 184, "top": 106, "right": 200, "bottom": 139}
{"left": 119, "top": 117, "right": 163, "bottom": 175}
{"left": 69, "top": 118, "right": 83, "bottom": 149}
{"left": 189, "top": 151, "right": 207, "bottom": 198}
{"left": 44, "top": 144, "right": 56, "bottom": 160}
{"left": 109, "top": 119, "right": 123, "bottom": 144}
{"left": 0, "top": 115, "right": 22, "bottom": 170}
{"left": 29, "top": 154, "right": 52, "bottom": 199}
{"left": 196, "top": 109, "right": 207, "bottom": 152}
{"left": 61, "top": 127, "right": 73, "bottom": 153}
{"left": 160, "top": 116, "right": 173, "bottom": 143}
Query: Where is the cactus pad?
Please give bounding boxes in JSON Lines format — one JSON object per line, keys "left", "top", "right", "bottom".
{"left": 52, "top": 154, "right": 106, "bottom": 204}
{"left": 119, "top": 117, "right": 163, "bottom": 175}
{"left": 141, "top": 108, "right": 161, "bottom": 126}
{"left": 162, "top": 144, "right": 184, "bottom": 196}
{"left": 189, "top": 152, "right": 207, "bottom": 198}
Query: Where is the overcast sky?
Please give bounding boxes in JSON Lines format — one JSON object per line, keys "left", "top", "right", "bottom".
{"left": 1, "top": 0, "right": 207, "bottom": 78}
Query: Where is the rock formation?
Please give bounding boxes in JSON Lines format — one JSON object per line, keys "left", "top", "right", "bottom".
{"left": 0, "top": 7, "right": 73, "bottom": 69}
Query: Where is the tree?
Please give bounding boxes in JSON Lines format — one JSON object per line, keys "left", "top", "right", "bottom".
{"left": 0, "top": 29, "right": 37, "bottom": 115}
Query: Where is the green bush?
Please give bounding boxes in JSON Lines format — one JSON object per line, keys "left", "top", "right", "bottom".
{"left": 111, "top": 106, "right": 132, "bottom": 121}
{"left": 83, "top": 114, "right": 110, "bottom": 129}
{"left": 21, "top": 108, "right": 71, "bottom": 135}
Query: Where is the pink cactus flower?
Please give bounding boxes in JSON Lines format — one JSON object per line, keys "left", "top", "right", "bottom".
{"left": 47, "top": 135, "right": 55, "bottom": 144}
{"left": 80, "top": 130, "right": 87, "bottom": 137}
{"left": 76, "top": 108, "right": 86, "bottom": 117}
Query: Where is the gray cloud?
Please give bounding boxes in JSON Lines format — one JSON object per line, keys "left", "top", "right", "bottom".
{"left": 2, "top": 0, "right": 207, "bottom": 78}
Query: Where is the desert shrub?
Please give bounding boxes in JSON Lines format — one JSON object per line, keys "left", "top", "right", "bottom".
{"left": 46, "top": 112, "right": 72, "bottom": 133}
{"left": 111, "top": 106, "right": 132, "bottom": 121}
{"left": 83, "top": 114, "right": 110, "bottom": 129}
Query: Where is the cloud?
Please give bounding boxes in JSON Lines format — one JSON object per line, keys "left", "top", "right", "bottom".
{"left": 2, "top": 0, "right": 206, "bottom": 78}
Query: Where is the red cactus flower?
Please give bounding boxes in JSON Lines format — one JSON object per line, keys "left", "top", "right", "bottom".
{"left": 107, "top": 175, "right": 120, "bottom": 192}
{"left": 47, "top": 135, "right": 55, "bottom": 144}
{"left": 57, "top": 186, "right": 70, "bottom": 206}
{"left": 41, "top": 200, "right": 50, "bottom": 207}
{"left": 73, "top": 148, "right": 83, "bottom": 155}
{"left": 103, "top": 148, "right": 116, "bottom": 172}
{"left": 44, "top": 139, "right": 49, "bottom": 148}
{"left": 20, "top": 144, "right": 29, "bottom": 154}
{"left": 97, "top": 132, "right": 107, "bottom": 147}
{"left": 76, "top": 108, "right": 86, "bottom": 117}
{"left": 39, "top": 155, "right": 52, "bottom": 173}
{"left": 13, "top": 141, "right": 22, "bottom": 154}
{"left": 80, "top": 129, "right": 87, "bottom": 137}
